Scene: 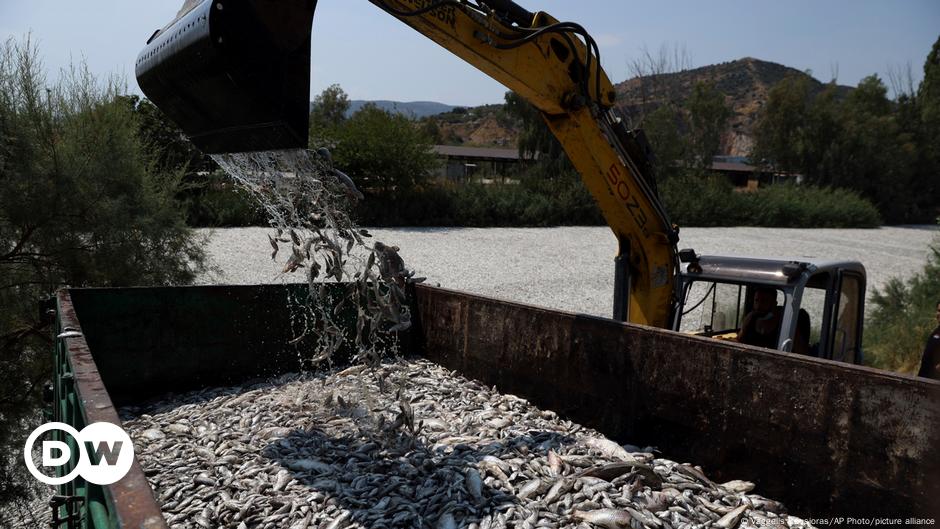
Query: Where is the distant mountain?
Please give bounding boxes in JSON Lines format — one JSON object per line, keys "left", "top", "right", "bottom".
{"left": 346, "top": 100, "right": 460, "bottom": 119}
{"left": 615, "top": 57, "right": 854, "bottom": 156}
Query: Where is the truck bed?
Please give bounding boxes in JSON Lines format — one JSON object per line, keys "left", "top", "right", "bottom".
{"left": 49, "top": 284, "right": 939, "bottom": 528}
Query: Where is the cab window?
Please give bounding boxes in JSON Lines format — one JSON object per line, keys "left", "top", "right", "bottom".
{"left": 798, "top": 285, "right": 827, "bottom": 356}
{"left": 832, "top": 274, "right": 862, "bottom": 363}
{"left": 679, "top": 281, "right": 746, "bottom": 336}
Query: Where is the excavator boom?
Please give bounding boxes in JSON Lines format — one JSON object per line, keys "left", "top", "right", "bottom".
{"left": 136, "top": 0, "right": 680, "bottom": 327}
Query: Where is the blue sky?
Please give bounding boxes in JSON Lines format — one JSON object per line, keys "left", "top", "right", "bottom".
{"left": 1, "top": 1, "right": 937, "bottom": 106}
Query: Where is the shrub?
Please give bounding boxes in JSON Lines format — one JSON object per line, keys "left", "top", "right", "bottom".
{"left": 661, "top": 176, "right": 882, "bottom": 228}
{"left": 182, "top": 172, "right": 266, "bottom": 227}
{"left": 865, "top": 235, "right": 940, "bottom": 372}
{"left": 0, "top": 38, "right": 206, "bottom": 516}
{"left": 746, "top": 184, "right": 882, "bottom": 228}
{"left": 352, "top": 175, "right": 604, "bottom": 228}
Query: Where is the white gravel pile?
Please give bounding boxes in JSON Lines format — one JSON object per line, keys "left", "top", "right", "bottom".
{"left": 199, "top": 226, "right": 937, "bottom": 318}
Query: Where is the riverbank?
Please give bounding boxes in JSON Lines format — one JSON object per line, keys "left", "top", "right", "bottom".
{"left": 199, "top": 226, "right": 936, "bottom": 318}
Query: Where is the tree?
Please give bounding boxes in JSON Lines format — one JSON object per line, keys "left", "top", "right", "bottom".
{"left": 751, "top": 73, "right": 814, "bottom": 177}
{"left": 310, "top": 84, "right": 350, "bottom": 134}
{"left": 626, "top": 44, "right": 694, "bottom": 122}
{"left": 914, "top": 36, "right": 940, "bottom": 221}
{"left": 0, "top": 37, "right": 207, "bottom": 517}
{"left": 332, "top": 104, "right": 437, "bottom": 193}
{"left": 502, "top": 90, "right": 579, "bottom": 181}
{"left": 920, "top": 37, "right": 940, "bottom": 126}
{"left": 638, "top": 81, "right": 729, "bottom": 182}
{"left": 504, "top": 91, "right": 563, "bottom": 162}
{"left": 685, "top": 82, "right": 732, "bottom": 173}
{"left": 829, "top": 75, "right": 917, "bottom": 221}
{"left": 641, "top": 103, "right": 687, "bottom": 182}
{"left": 421, "top": 118, "right": 443, "bottom": 144}
{"left": 120, "top": 95, "right": 209, "bottom": 175}
{"left": 752, "top": 66, "right": 937, "bottom": 224}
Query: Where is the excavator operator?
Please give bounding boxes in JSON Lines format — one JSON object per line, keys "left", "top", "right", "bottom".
{"left": 917, "top": 300, "right": 940, "bottom": 380}
{"left": 738, "top": 287, "right": 784, "bottom": 349}
{"left": 738, "top": 287, "right": 810, "bottom": 354}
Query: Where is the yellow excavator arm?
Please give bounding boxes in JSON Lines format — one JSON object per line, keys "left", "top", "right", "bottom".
{"left": 136, "top": 0, "right": 680, "bottom": 327}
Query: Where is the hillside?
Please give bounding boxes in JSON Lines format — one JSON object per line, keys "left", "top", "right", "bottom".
{"left": 346, "top": 100, "right": 458, "bottom": 118}
{"left": 369, "top": 58, "right": 854, "bottom": 155}
{"left": 430, "top": 104, "right": 520, "bottom": 147}
{"left": 614, "top": 57, "right": 853, "bottom": 156}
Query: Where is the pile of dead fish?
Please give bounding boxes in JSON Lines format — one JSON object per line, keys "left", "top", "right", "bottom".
{"left": 211, "top": 148, "right": 421, "bottom": 369}
{"left": 121, "top": 358, "right": 814, "bottom": 529}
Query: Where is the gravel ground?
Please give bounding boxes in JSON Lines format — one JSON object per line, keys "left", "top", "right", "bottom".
{"left": 199, "top": 226, "right": 937, "bottom": 318}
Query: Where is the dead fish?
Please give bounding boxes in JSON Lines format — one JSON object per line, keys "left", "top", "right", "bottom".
{"left": 436, "top": 513, "right": 456, "bottom": 529}
{"left": 487, "top": 417, "right": 511, "bottom": 429}
{"left": 282, "top": 250, "right": 305, "bottom": 274}
{"left": 480, "top": 455, "right": 511, "bottom": 473}
{"left": 166, "top": 423, "right": 190, "bottom": 435}
{"left": 193, "top": 474, "right": 215, "bottom": 487}
{"left": 716, "top": 504, "right": 748, "bottom": 528}
{"left": 388, "top": 320, "right": 411, "bottom": 333}
{"left": 373, "top": 241, "right": 406, "bottom": 285}
{"left": 572, "top": 509, "right": 633, "bottom": 529}
{"left": 542, "top": 478, "right": 570, "bottom": 504}
{"left": 120, "top": 357, "right": 797, "bottom": 529}
{"left": 721, "top": 479, "right": 755, "bottom": 493}
{"left": 547, "top": 449, "right": 564, "bottom": 476}
{"left": 324, "top": 512, "right": 349, "bottom": 529}
{"left": 268, "top": 234, "right": 279, "bottom": 260}
{"left": 582, "top": 437, "right": 639, "bottom": 463}
{"left": 638, "top": 490, "right": 672, "bottom": 513}
{"left": 285, "top": 459, "right": 332, "bottom": 473}
{"left": 576, "top": 462, "right": 651, "bottom": 481}
{"left": 625, "top": 506, "right": 662, "bottom": 528}
{"left": 140, "top": 428, "right": 165, "bottom": 441}
{"left": 273, "top": 469, "right": 292, "bottom": 492}
{"left": 517, "top": 478, "right": 544, "bottom": 500}
{"left": 333, "top": 168, "right": 364, "bottom": 201}
{"left": 465, "top": 469, "right": 484, "bottom": 504}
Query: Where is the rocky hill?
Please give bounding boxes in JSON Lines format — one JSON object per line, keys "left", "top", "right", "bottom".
{"left": 430, "top": 104, "right": 520, "bottom": 147}
{"left": 614, "top": 57, "right": 852, "bottom": 156}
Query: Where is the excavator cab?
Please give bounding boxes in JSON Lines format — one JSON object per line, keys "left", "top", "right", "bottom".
{"left": 135, "top": 0, "right": 318, "bottom": 154}
{"left": 673, "top": 252, "right": 866, "bottom": 364}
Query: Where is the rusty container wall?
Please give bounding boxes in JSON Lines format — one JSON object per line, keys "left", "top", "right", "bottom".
{"left": 66, "top": 284, "right": 355, "bottom": 406}
{"left": 412, "top": 285, "right": 940, "bottom": 518}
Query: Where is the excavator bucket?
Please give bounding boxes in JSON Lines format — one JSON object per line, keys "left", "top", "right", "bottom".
{"left": 135, "top": 0, "right": 317, "bottom": 154}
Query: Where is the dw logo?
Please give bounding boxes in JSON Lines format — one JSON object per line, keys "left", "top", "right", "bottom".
{"left": 23, "top": 422, "right": 134, "bottom": 486}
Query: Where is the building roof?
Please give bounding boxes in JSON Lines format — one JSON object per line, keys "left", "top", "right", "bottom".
{"left": 433, "top": 145, "right": 527, "bottom": 161}
{"left": 710, "top": 161, "right": 759, "bottom": 173}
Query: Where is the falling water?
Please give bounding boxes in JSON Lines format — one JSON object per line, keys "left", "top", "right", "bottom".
{"left": 210, "top": 148, "right": 419, "bottom": 370}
